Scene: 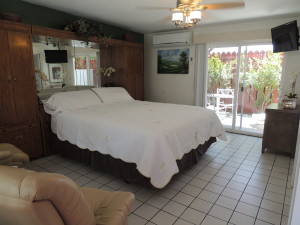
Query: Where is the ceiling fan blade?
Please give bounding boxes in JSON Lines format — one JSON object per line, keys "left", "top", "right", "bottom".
{"left": 200, "top": 2, "right": 245, "bottom": 10}
{"left": 157, "top": 15, "right": 172, "bottom": 24}
{"left": 136, "top": 5, "right": 170, "bottom": 11}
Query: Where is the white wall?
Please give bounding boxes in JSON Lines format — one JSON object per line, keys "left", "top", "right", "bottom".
{"left": 281, "top": 51, "right": 300, "bottom": 104}
{"left": 144, "top": 16, "right": 300, "bottom": 105}
{"left": 144, "top": 34, "right": 196, "bottom": 105}
{"left": 144, "top": 15, "right": 300, "bottom": 225}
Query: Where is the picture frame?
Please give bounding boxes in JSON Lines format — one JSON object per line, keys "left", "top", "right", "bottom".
{"left": 49, "top": 64, "right": 63, "bottom": 83}
{"left": 157, "top": 48, "right": 190, "bottom": 74}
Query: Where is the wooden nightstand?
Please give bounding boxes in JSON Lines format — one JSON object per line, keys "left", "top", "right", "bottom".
{"left": 262, "top": 103, "right": 300, "bottom": 157}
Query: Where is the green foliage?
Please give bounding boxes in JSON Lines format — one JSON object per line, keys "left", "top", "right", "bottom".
{"left": 208, "top": 50, "right": 282, "bottom": 114}
{"left": 245, "top": 52, "right": 282, "bottom": 113}
{"left": 285, "top": 93, "right": 298, "bottom": 99}
{"left": 64, "top": 18, "right": 105, "bottom": 38}
{"left": 208, "top": 55, "right": 235, "bottom": 93}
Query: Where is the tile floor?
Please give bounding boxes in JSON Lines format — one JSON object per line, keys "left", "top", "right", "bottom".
{"left": 26, "top": 133, "right": 293, "bottom": 225}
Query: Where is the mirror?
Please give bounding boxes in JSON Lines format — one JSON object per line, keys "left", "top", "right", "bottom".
{"left": 32, "top": 35, "right": 100, "bottom": 91}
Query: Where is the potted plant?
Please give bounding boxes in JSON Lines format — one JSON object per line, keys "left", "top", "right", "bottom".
{"left": 64, "top": 19, "right": 105, "bottom": 39}
{"left": 96, "top": 67, "right": 116, "bottom": 87}
{"left": 282, "top": 71, "right": 300, "bottom": 109}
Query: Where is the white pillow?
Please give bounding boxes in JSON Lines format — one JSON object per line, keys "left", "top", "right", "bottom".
{"left": 92, "top": 87, "right": 133, "bottom": 104}
{"left": 44, "top": 90, "right": 102, "bottom": 114}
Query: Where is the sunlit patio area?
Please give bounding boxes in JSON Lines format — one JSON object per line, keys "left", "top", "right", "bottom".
{"left": 217, "top": 112, "right": 265, "bottom": 135}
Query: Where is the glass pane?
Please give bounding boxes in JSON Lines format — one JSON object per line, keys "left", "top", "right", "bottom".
{"left": 207, "top": 47, "right": 238, "bottom": 128}
{"left": 236, "top": 45, "right": 283, "bottom": 134}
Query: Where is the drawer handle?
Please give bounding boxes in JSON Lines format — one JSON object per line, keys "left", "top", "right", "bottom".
{"left": 28, "top": 124, "right": 33, "bottom": 128}
{"left": 15, "top": 135, "right": 23, "bottom": 140}
{"left": 2, "top": 129, "right": 7, "bottom": 133}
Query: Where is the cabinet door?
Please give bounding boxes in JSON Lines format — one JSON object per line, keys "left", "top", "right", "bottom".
{"left": 135, "top": 46, "right": 144, "bottom": 101}
{"left": 125, "top": 46, "right": 144, "bottom": 100}
{"left": 0, "top": 29, "right": 16, "bottom": 125}
{"left": 125, "top": 46, "right": 137, "bottom": 99}
{"left": 7, "top": 30, "right": 37, "bottom": 124}
{"left": 263, "top": 111, "right": 299, "bottom": 153}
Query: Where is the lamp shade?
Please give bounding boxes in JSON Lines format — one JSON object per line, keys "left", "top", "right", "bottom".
{"left": 190, "top": 11, "right": 201, "bottom": 21}
{"left": 172, "top": 12, "right": 184, "bottom": 22}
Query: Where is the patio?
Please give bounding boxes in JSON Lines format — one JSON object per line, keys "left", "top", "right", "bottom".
{"left": 217, "top": 112, "right": 265, "bottom": 135}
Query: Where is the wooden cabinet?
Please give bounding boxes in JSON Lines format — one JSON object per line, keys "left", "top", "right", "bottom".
{"left": 124, "top": 44, "right": 144, "bottom": 100}
{"left": 100, "top": 42, "right": 144, "bottom": 100}
{"left": 262, "top": 103, "right": 300, "bottom": 157}
{"left": 0, "top": 20, "right": 42, "bottom": 158}
{"left": 0, "top": 123, "right": 43, "bottom": 158}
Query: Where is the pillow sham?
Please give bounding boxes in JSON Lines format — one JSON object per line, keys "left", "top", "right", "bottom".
{"left": 44, "top": 90, "right": 102, "bottom": 114}
{"left": 92, "top": 87, "right": 134, "bottom": 104}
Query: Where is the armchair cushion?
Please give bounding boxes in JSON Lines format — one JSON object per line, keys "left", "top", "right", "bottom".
{"left": 0, "top": 165, "right": 134, "bottom": 225}
{"left": 80, "top": 187, "right": 134, "bottom": 225}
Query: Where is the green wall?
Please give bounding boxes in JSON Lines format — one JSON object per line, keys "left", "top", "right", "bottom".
{"left": 0, "top": 0, "right": 143, "bottom": 42}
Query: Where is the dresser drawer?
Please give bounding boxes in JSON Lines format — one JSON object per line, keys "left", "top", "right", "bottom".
{"left": 0, "top": 123, "right": 43, "bottom": 158}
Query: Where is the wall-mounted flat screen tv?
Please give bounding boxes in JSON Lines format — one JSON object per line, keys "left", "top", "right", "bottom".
{"left": 44, "top": 50, "right": 68, "bottom": 63}
{"left": 271, "top": 20, "right": 299, "bottom": 53}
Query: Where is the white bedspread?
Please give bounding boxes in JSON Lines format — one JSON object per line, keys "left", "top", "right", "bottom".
{"left": 51, "top": 100, "right": 226, "bottom": 188}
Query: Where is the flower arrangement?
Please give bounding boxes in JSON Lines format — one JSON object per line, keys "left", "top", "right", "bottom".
{"left": 35, "top": 68, "right": 48, "bottom": 81}
{"left": 97, "top": 67, "right": 116, "bottom": 77}
{"left": 285, "top": 70, "right": 300, "bottom": 99}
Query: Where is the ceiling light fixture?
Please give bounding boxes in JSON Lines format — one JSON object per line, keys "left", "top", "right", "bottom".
{"left": 171, "top": 0, "right": 202, "bottom": 29}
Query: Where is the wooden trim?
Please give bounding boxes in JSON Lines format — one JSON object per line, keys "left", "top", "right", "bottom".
{"left": 32, "top": 25, "right": 84, "bottom": 41}
{"left": 0, "top": 20, "right": 31, "bottom": 32}
{"left": 32, "top": 25, "right": 142, "bottom": 47}
{"left": 124, "top": 41, "right": 143, "bottom": 48}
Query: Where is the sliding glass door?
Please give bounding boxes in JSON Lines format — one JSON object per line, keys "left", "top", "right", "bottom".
{"left": 206, "top": 46, "right": 239, "bottom": 130}
{"left": 206, "top": 43, "right": 283, "bottom": 136}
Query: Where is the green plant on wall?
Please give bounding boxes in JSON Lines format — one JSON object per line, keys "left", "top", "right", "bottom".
{"left": 64, "top": 18, "right": 105, "bottom": 39}
{"left": 245, "top": 52, "right": 282, "bottom": 113}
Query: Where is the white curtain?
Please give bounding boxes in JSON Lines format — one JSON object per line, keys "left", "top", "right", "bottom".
{"left": 194, "top": 43, "right": 208, "bottom": 107}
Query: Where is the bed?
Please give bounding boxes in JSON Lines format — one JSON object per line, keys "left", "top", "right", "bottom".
{"left": 44, "top": 87, "right": 226, "bottom": 188}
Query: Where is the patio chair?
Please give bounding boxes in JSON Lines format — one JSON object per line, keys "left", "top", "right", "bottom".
{"left": 217, "top": 88, "right": 234, "bottom": 113}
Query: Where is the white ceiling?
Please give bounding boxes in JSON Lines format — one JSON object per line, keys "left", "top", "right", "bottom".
{"left": 23, "top": 0, "right": 300, "bottom": 34}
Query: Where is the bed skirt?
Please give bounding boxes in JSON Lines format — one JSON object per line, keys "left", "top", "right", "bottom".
{"left": 51, "top": 133, "right": 216, "bottom": 188}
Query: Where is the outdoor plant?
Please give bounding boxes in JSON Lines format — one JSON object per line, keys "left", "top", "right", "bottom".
{"left": 207, "top": 54, "right": 235, "bottom": 93}
{"left": 208, "top": 50, "right": 283, "bottom": 114}
{"left": 245, "top": 52, "right": 282, "bottom": 113}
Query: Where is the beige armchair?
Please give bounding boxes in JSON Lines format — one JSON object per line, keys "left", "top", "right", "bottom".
{"left": 0, "top": 143, "right": 29, "bottom": 166}
{"left": 0, "top": 165, "right": 135, "bottom": 225}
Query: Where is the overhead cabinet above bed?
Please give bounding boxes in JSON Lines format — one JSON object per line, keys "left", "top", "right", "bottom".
{"left": 0, "top": 19, "right": 144, "bottom": 159}
{"left": 100, "top": 43, "right": 144, "bottom": 100}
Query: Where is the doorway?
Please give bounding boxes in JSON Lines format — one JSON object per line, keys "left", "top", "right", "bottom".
{"left": 206, "top": 44, "right": 284, "bottom": 136}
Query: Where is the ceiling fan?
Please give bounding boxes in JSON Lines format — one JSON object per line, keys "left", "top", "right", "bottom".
{"left": 139, "top": 0, "right": 245, "bottom": 29}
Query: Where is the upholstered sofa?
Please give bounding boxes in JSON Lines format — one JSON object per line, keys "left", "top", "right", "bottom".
{"left": 0, "top": 165, "right": 135, "bottom": 225}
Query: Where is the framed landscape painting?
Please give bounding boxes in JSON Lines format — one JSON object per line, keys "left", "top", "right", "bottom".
{"left": 157, "top": 48, "right": 189, "bottom": 74}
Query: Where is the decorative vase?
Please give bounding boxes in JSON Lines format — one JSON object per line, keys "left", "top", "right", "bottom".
{"left": 96, "top": 75, "right": 101, "bottom": 88}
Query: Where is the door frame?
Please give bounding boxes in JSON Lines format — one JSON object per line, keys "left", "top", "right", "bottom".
{"left": 205, "top": 40, "right": 278, "bottom": 137}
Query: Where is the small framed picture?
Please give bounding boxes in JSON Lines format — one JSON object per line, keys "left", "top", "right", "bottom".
{"left": 49, "top": 64, "right": 63, "bottom": 83}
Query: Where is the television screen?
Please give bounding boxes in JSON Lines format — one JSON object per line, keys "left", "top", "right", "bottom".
{"left": 271, "top": 20, "right": 299, "bottom": 53}
{"left": 44, "top": 50, "right": 68, "bottom": 63}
